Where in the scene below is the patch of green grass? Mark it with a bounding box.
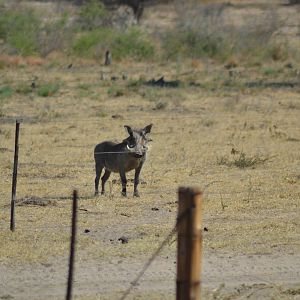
[127,78,145,88]
[37,83,60,97]
[107,85,126,97]
[77,83,92,90]
[0,86,13,99]
[261,67,281,76]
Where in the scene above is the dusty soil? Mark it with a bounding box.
[0,57,299,299]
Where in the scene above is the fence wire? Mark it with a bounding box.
[119,205,192,300]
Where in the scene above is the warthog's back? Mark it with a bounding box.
[94,141,118,157]
[94,141,142,173]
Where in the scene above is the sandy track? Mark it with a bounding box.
[1,251,300,299]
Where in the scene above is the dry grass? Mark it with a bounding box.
[0,59,299,298]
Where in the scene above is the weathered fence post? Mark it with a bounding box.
[66,190,78,300]
[10,120,21,232]
[176,187,202,300]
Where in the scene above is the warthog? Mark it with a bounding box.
[94,124,153,197]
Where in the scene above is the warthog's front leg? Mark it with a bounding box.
[119,168,127,197]
[95,164,103,196]
[134,162,144,197]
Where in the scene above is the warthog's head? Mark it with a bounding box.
[124,124,153,158]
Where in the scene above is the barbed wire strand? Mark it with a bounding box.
[0,185,297,211]
[119,206,191,300]
[1,113,300,124]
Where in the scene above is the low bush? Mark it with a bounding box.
[78,0,109,30]
[38,14,74,57]
[37,83,60,97]
[72,27,154,61]
[163,29,231,61]
[0,86,13,99]
[0,10,40,56]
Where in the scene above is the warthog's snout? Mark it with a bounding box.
[94,124,153,197]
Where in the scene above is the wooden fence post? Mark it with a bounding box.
[176,187,202,300]
[10,120,21,232]
[66,190,78,300]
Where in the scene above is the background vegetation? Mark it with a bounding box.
[0,0,299,64]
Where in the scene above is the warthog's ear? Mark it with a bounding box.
[124,125,133,136]
[143,124,153,135]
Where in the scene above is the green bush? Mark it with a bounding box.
[0,10,40,56]
[163,29,231,61]
[37,83,60,97]
[72,27,154,61]
[78,0,108,30]
[0,86,13,99]
[72,29,114,57]
[113,28,154,60]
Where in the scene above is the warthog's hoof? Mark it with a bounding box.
[94,191,99,197]
[121,191,127,197]
[133,191,140,197]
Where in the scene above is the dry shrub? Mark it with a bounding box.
[190,59,204,69]
[0,54,44,67]
[24,56,44,66]
[167,1,292,64]
[0,54,24,67]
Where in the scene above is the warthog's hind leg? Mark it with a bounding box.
[101,169,111,195]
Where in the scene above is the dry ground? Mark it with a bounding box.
[0,58,300,299]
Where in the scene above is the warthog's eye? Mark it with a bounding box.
[127,143,135,150]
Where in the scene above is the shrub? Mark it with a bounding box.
[37,83,60,97]
[72,29,113,58]
[113,27,154,61]
[0,10,40,56]
[72,27,154,61]
[163,29,231,61]
[0,86,13,99]
[38,13,74,57]
[217,152,269,169]
[164,3,291,63]
[78,0,109,30]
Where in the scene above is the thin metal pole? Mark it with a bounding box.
[10,120,21,232]
[66,190,78,300]
[176,187,202,300]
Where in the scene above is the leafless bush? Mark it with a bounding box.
[38,20,74,57]
[168,1,285,62]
